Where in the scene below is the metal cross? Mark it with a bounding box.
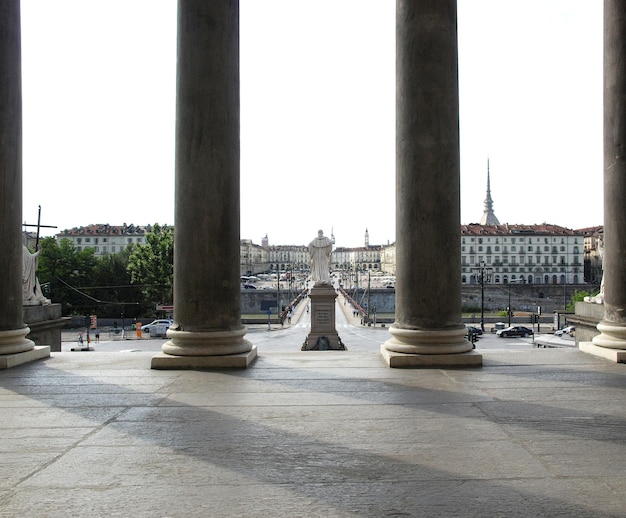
[22,205,57,248]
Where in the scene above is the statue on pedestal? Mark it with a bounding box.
[585,237,604,304]
[23,237,50,306]
[308,230,332,285]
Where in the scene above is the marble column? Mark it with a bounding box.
[0,0,49,368]
[381,0,480,367]
[152,0,255,369]
[582,0,626,362]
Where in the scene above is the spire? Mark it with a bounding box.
[365,228,369,247]
[480,159,500,225]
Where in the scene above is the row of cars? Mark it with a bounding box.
[467,324,575,339]
[466,325,534,338]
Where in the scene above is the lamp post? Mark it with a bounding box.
[507,278,525,327]
[473,261,492,332]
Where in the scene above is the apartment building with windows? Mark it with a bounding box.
[56,223,152,257]
[461,223,585,285]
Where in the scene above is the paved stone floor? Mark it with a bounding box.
[2,307,626,517]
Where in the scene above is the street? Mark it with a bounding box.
[61,296,562,354]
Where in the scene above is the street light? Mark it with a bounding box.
[507,278,526,326]
[472,261,493,332]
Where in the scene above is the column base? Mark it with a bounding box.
[0,345,51,370]
[381,344,482,367]
[152,345,257,369]
[152,327,256,369]
[579,342,626,363]
[0,327,35,355]
[590,321,626,349]
[381,325,482,367]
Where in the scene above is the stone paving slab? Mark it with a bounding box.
[0,348,625,517]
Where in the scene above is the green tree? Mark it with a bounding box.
[567,289,591,311]
[91,247,145,318]
[37,237,98,314]
[127,223,174,309]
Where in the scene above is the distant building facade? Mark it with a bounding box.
[461,223,584,285]
[265,245,309,272]
[56,223,153,257]
[240,239,270,276]
[380,244,396,274]
[378,223,588,285]
[580,226,604,285]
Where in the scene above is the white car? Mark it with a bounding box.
[140,319,173,333]
[554,326,575,337]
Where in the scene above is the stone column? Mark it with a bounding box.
[152,0,255,369]
[0,1,49,368]
[583,0,626,362]
[381,0,480,367]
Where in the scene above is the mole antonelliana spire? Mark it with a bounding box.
[479,159,500,225]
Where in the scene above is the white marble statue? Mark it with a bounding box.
[23,237,51,306]
[308,230,332,285]
[585,236,604,304]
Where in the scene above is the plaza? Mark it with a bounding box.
[1,302,625,516]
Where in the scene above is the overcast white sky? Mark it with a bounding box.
[20,0,603,248]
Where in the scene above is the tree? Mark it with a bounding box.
[37,237,98,314]
[127,223,174,309]
[91,247,145,318]
[567,290,592,311]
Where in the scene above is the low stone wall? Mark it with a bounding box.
[571,301,604,344]
[24,303,68,352]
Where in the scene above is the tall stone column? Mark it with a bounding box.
[583,0,626,362]
[152,0,255,369]
[381,0,480,367]
[0,1,49,368]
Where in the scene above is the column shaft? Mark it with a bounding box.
[154,0,254,365]
[382,0,478,364]
[0,0,34,355]
[592,0,626,350]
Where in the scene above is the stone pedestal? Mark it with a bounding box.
[0,344,50,370]
[24,303,67,352]
[303,284,345,351]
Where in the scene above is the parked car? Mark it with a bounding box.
[496,325,534,338]
[140,319,173,333]
[243,284,257,289]
[554,325,575,337]
[466,326,483,336]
